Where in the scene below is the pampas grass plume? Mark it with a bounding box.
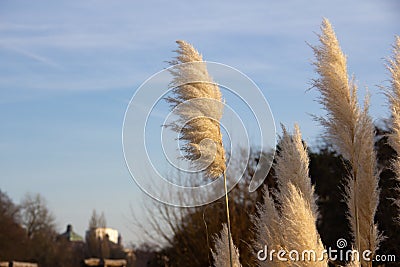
[253,188,286,267]
[212,224,242,267]
[280,183,326,267]
[387,36,400,166]
[167,40,235,267]
[387,36,400,221]
[275,124,317,216]
[166,40,226,179]
[311,19,380,258]
[254,125,326,266]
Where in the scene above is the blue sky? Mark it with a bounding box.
[0,0,399,245]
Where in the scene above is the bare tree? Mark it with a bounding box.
[20,193,55,239]
[130,149,271,266]
[86,209,110,258]
[89,209,107,229]
[0,190,27,260]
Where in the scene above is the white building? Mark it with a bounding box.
[93,228,119,244]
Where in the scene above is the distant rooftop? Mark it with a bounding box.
[59,224,83,242]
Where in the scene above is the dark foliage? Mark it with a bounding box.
[141,126,400,267]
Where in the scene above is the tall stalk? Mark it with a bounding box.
[223,172,233,267]
[166,40,236,267]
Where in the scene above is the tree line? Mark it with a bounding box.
[0,193,131,267]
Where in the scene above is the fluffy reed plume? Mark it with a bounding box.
[277,126,325,266]
[275,124,317,216]
[280,183,326,267]
[212,224,242,267]
[311,18,380,261]
[254,125,326,267]
[166,40,226,179]
[386,36,400,220]
[253,188,286,267]
[387,37,400,152]
[167,40,234,267]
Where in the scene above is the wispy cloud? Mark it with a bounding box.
[0,23,56,32]
[0,1,395,51]
[2,45,60,67]
[0,0,397,96]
